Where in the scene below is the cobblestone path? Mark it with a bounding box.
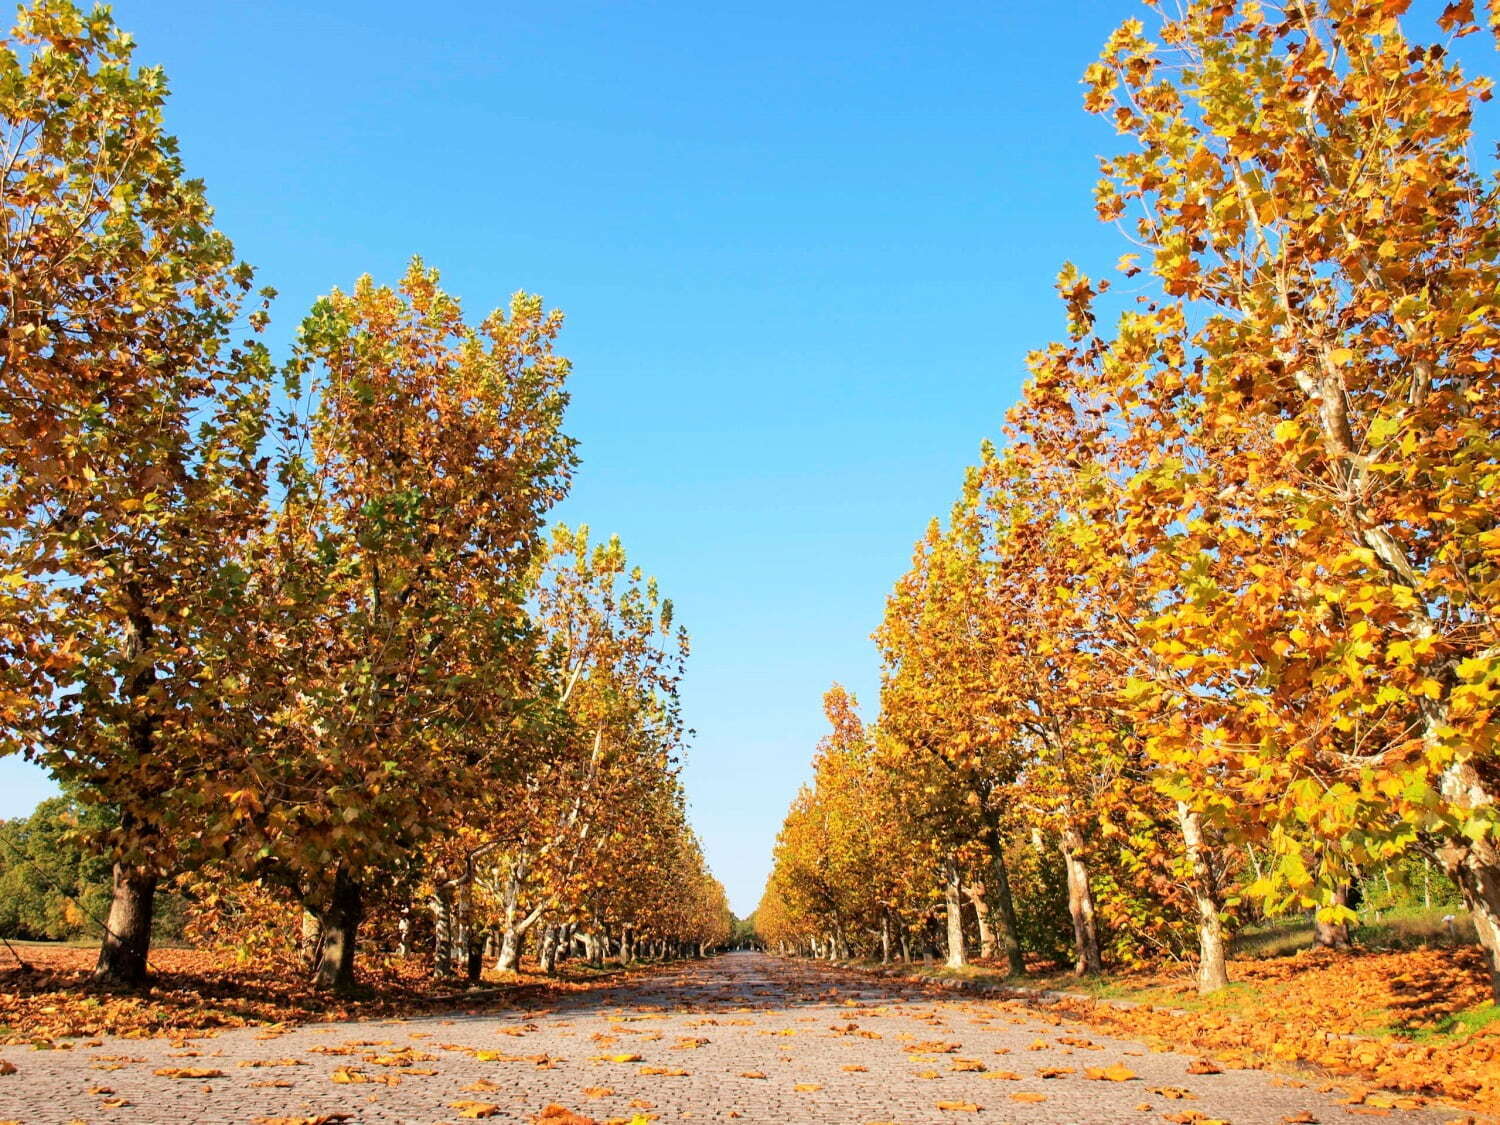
[0,953,1455,1124]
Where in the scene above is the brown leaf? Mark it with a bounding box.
[152,1067,225,1079]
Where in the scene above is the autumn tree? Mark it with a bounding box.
[0,0,273,985]
[222,261,574,992]
[875,495,1028,973]
[1058,0,1500,997]
[460,524,688,973]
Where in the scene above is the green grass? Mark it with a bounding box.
[2,937,99,949]
[1371,1000,1500,1043]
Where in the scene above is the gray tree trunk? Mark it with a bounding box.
[1060,826,1103,974]
[1177,802,1229,994]
[943,857,967,968]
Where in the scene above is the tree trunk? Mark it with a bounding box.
[397,902,411,956]
[299,909,324,973]
[313,867,363,994]
[431,889,454,979]
[93,864,156,987]
[452,879,472,980]
[540,926,560,974]
[1437,761,1500,1002]
[1177,802,1229,994]
[1314,881,1353,951]
[980,823,1026,975]
[466,930,486,983]
[1439,840,1500,1002]
[497,926,522,973]
[943,857,967,968]
[1060,826,1103,975]
[967,882,996,959]
[880,913,892,964]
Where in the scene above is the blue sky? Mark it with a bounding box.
[7,1,1486,915]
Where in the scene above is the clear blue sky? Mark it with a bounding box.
[13,1,1475,915]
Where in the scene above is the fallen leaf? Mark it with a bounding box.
[908,1041,961,1053]
[449,1100,502,1119]
[532,1107,596,1125]
[1010,1092,1047,1103]
[152,1067,224,1079]
[1086,1064,1139,1082]
[935,1102,980,1112]
[1187,1059,1223,1075]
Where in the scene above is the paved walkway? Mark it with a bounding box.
[0,953,1454,1124]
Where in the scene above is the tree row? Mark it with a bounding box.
[0,0,731,992]
[760,0,1500,1000]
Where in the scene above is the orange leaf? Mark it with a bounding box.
[1085,1064,1138,1082]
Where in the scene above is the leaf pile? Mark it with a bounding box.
[996,946,1498,1113]
[0,946,655,1043]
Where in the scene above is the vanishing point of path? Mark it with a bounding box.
[0,953,1454,1124]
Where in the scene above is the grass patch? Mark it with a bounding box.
[1231,906,1475,961]
[1373,999,1500,1042]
